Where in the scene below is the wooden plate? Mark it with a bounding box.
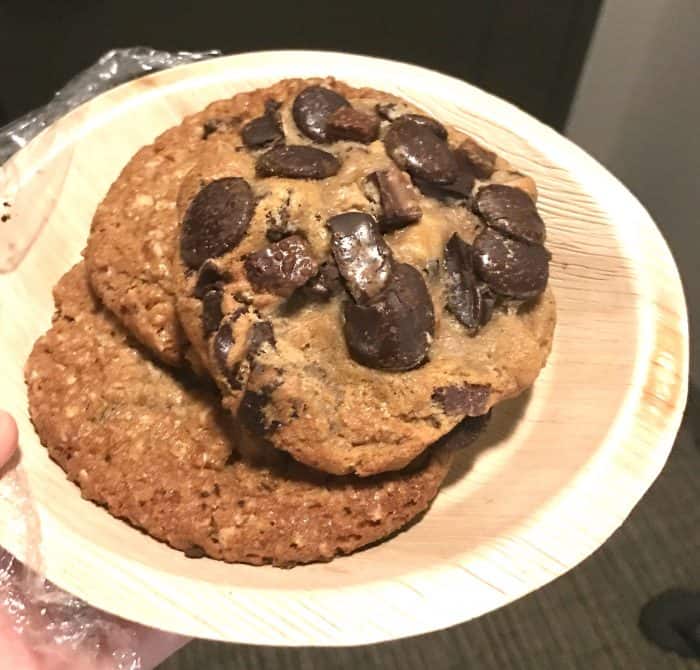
[0,51,688,646]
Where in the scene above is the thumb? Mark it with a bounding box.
[0,411,18,469]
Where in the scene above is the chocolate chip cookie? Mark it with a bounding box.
[85,81,330,365]
[26,263,479,567]
[173,79,556,476]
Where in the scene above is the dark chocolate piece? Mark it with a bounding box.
[180,178,255,269]
[443,233,495,333]
[326,106,380,143]
[343,263,435,371]
[432,383,491,416]
[304,262,343,299]
[383,117,457,184]
[256,146,340,180]
[400,113,448,140]
[201,287,223,336]
[245,235,318,296]
[474,184,545,244]
[328,212,393,303]
[368,168,422,231]
[473,229,549,299]
[292,85,350,142]
[193,259,228,298]
[241,100,283,148]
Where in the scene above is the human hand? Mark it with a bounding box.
[0,410,189,669]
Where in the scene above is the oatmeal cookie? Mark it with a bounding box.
[25,264,485,566]
[172,79,555,476]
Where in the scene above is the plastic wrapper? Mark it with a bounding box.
[0,46,220,165]
[1,542,186,668]
[1,550,142,669]
[0,47,218,668]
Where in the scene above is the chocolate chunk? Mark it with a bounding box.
[213,321,240,389]
[435,412,491,450]
[443,233,495,333]
[413,167,474,201]
[473,229,549,299]
[368,168,422,231]
[376,106,443,131]
[193,259,228,298]
[455,137,497,179]
[401,114,448,140]
[212,309,274,390]
[256,145,340,180]
[239,390,268,435]
[245,235,318,296]
[212,308,248,389]
[326,107,380,143]
[292,85,350,142]
[239,360,283,437]
[239,389,278,436]
[343,263,435,371]
[639,589,700,658]
[241,100,283,148]
[474,184,545,244]
[414,144,477,200]
[383,117,457,184]
[180,178,255,269]
[184,545,206,559]
[212,319,233,360]
[328,212,393,303]
[247,321,276,357]
[304,261,343,299]
[432,383,491,416]
[201,287,224,336]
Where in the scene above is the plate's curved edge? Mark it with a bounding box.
[0,51,689,646]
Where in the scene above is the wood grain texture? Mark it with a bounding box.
[0,51,689,646]
[160,417,700,669]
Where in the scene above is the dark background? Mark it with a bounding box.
[2,2,699,668]
[0,0,601,130]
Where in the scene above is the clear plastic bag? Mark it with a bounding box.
[0,46,217,668]
[0,46,220,164]
[1,549,142,669]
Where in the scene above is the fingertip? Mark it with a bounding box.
[0,411,19,468]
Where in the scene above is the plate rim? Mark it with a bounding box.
[0,49,689,646]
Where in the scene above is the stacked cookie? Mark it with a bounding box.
[26,79,555,566]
